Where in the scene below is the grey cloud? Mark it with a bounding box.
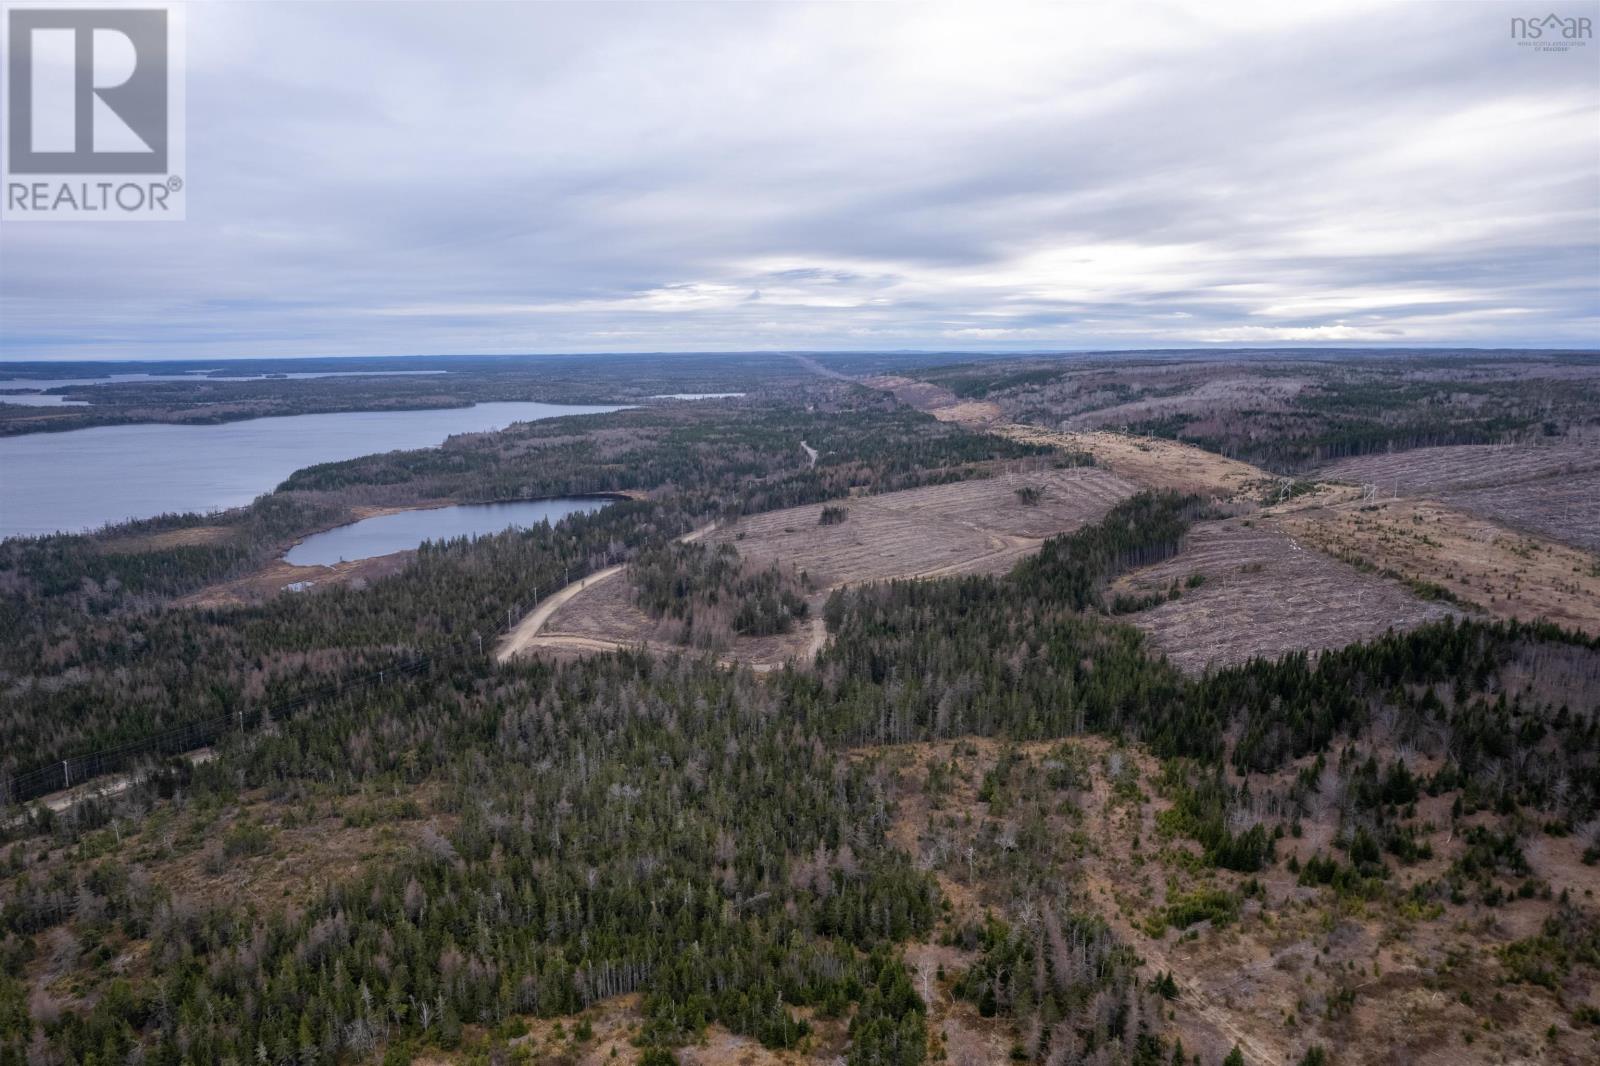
[2,1,1596,359]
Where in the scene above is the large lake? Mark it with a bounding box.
[0,401,623,540]
[285,498,613,566]
[0,370,448,406]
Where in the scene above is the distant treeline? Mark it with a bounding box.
[0,352,802,436]
[915,354,1600,473]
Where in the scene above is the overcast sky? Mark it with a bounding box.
[2,0,1597,360]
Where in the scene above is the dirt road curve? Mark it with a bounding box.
[494,564,625,663]
[494,522,717,663]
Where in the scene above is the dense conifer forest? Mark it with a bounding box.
[2,382,1597,1065]
[630,541,811,645]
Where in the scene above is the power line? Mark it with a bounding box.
[1,555,617,810]
[4,641,454,808]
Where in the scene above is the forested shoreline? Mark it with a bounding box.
[0,353,799,437]
[0,389,1046,783]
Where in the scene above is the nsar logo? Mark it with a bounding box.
[1511,12,1592,51]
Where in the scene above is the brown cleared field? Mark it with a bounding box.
[993,423,1270,499]
[863,366,1297,509]
[860,372,1004,424]
[929,399,1004,424]
[868,372,1600,646]
[1317,442,1600,494]
[862,372,1273,500]
[872,734,1600,1066]
[1111,518,1456,673]
[986,416,1600,640]
[708,467,1138,585]
[1276,496,1600,634]
[1442,467,1600,554]
[1317,443,1600,552]
[528,468,1138,666]
[861,374,965,413]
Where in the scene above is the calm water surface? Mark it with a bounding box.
[0,371,448,407]
[0,393,89,407]
[285,498,612,566]
[0,401,623,540]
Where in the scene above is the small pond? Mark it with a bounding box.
[285,497,613,566]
